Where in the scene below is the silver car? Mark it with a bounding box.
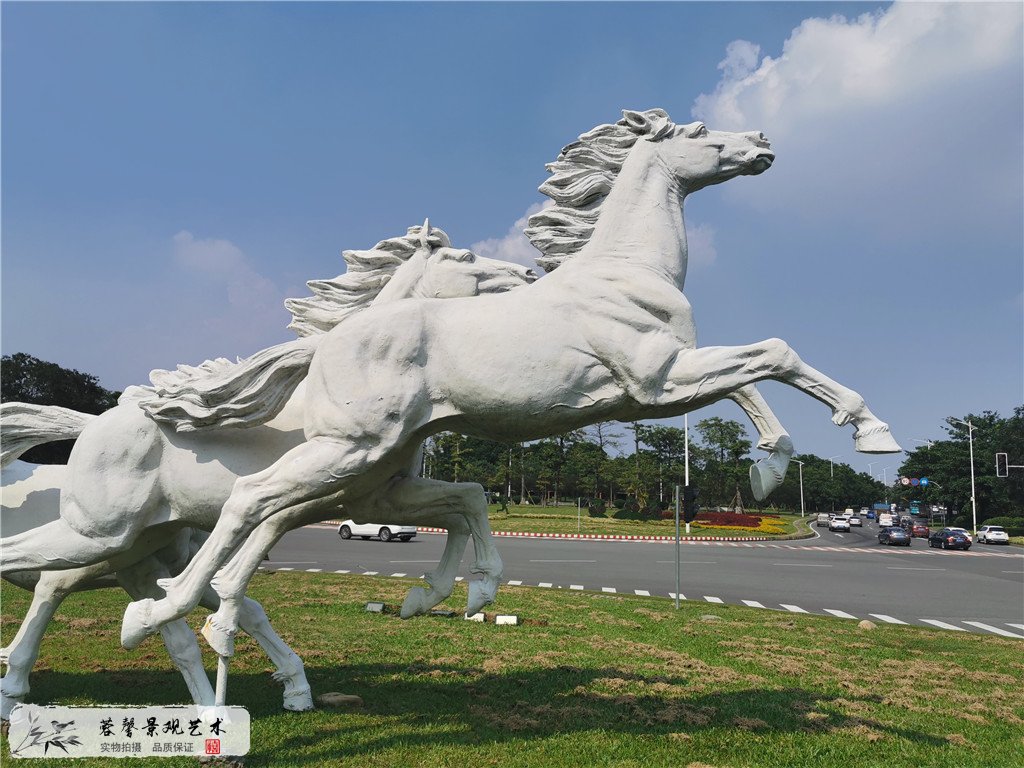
[338,520,417,542]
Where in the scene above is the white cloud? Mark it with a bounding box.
[686,222,718,270]
[169,230,289,356]
[470,200,552,271]
[693,4,1022,135]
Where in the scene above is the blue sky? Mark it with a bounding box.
[3,2,1022,478]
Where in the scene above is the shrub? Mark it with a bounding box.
[587,499,607,518]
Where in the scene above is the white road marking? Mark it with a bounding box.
[277,567,294,571]
[920,619,967,631]
[268,561,318,565]
[870,614,908,624]
[305,568,322,573]
[668,593,685,600]
[742,600,766,608]
[1002,571,1024,574]
[634,589,651,596]
[772,563,833,567]
[390,572,407,578]
[569,584,584,590]
[781,604,808,613]
[704,596,723,603]
[455,577,464,582]
[334,569,349,574]
[530,559,597,563]
[887,566,944,571]
[824,609,857,620]
[507,580,523,586]
[390,560,440,563]
[602,587,617,593]
[1009,624,1024,631]
[539,582,553,588]
[962,622,1024,639]
[656,560,718,564]
[362,571,378,576]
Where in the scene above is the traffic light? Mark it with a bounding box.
[996,452,1008,478]
[683,484,699,523]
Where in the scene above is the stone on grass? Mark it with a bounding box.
[316,692,364,708]
[858,619,877,630]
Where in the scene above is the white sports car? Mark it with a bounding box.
[338,520,417,542]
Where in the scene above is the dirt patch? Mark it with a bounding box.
[733,716,768,730]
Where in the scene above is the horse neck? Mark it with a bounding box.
[372,255,428,304]
[580,141,689,290]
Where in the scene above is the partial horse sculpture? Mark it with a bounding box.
[0,224,535,712]
[121,108,899,668]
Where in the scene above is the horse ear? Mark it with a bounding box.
[621,110,650,132]
[419,218,431,249]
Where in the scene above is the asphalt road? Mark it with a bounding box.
[266,520,1024,639]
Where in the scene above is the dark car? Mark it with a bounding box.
[928,528,971,550]
[910,521,930,538]
[878,526,911,546]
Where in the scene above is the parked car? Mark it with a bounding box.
[977,525,1010,545]
[878,526,911,546]
[910,521,930,538]
[928,528,971,550]
[816,513,830,527]
[338,520,417,542]
[829,516,851,532]
[847,514,863,527]
[947,527,973,543]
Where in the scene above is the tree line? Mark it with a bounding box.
[3,353,1021,522]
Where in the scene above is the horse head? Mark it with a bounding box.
[622,109,774,193]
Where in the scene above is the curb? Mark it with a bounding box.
[318,521,772,543]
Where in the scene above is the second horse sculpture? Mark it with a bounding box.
[124,107,900,659]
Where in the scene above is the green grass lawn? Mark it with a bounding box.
[484,505,809,539]
[3,573,1022,767]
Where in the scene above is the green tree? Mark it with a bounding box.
[693,417,752,507]
[1,353,121,464]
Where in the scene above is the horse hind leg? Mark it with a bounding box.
[728,384,794,502]
[232,597,313,711]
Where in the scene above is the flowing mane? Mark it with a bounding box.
[137,225,451,432]
[524,108,677,272]
[285,226,450,336]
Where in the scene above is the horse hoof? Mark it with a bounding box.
[121,599,157,650]
[283,688,315,712]
[1,692,23,721]
[201,614,236,657]
[400,587,432,619]
[749,462,772,502]
[466,579,497,616]
[854,425,902,454]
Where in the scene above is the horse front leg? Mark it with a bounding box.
[657,339,901,453]
[727,384,794,501]
[122,436,362,650]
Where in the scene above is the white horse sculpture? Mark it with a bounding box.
[0,224,535,713]
[105,108,899,661]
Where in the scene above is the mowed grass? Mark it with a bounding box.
[2,573,1023,767]
[484,505,808,539]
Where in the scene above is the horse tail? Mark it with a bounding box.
[0,403,95,468]
[138,336,319,433]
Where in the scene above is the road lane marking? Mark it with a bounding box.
[390,560,442,563]
[920,619,966,631]
[781,604,808,613]
[887,566,944,571]
[569,584,584,590]
[704,596,724,603]
[390,572,407,577]
[635,589,651,596]
[507,580,523,586]
[870,614,908,624]
[455,577,464,582]
[602,587,617,593]
[772,563,833,567]
[963,622,1024,639]
[305,568,322,573]
[1002,571,1024,574]
[824,609,857,619]
[277,567,294,571]
[668,592,685,600]
[1008,624,1024,631]
[742,600,766,608]
[530,559,597,563]
[539,582,553,588]
[656,560,718,564]
[268,561,318,565]
[334,569,349,574]
[362,571,378,576]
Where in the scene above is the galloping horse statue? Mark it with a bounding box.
[108,108,899,659]
[0,224,535,715]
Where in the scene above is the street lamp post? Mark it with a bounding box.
[827,455,840,512]
[880,467,893,505]
[793,459,805,518]
[950,418,978,535]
